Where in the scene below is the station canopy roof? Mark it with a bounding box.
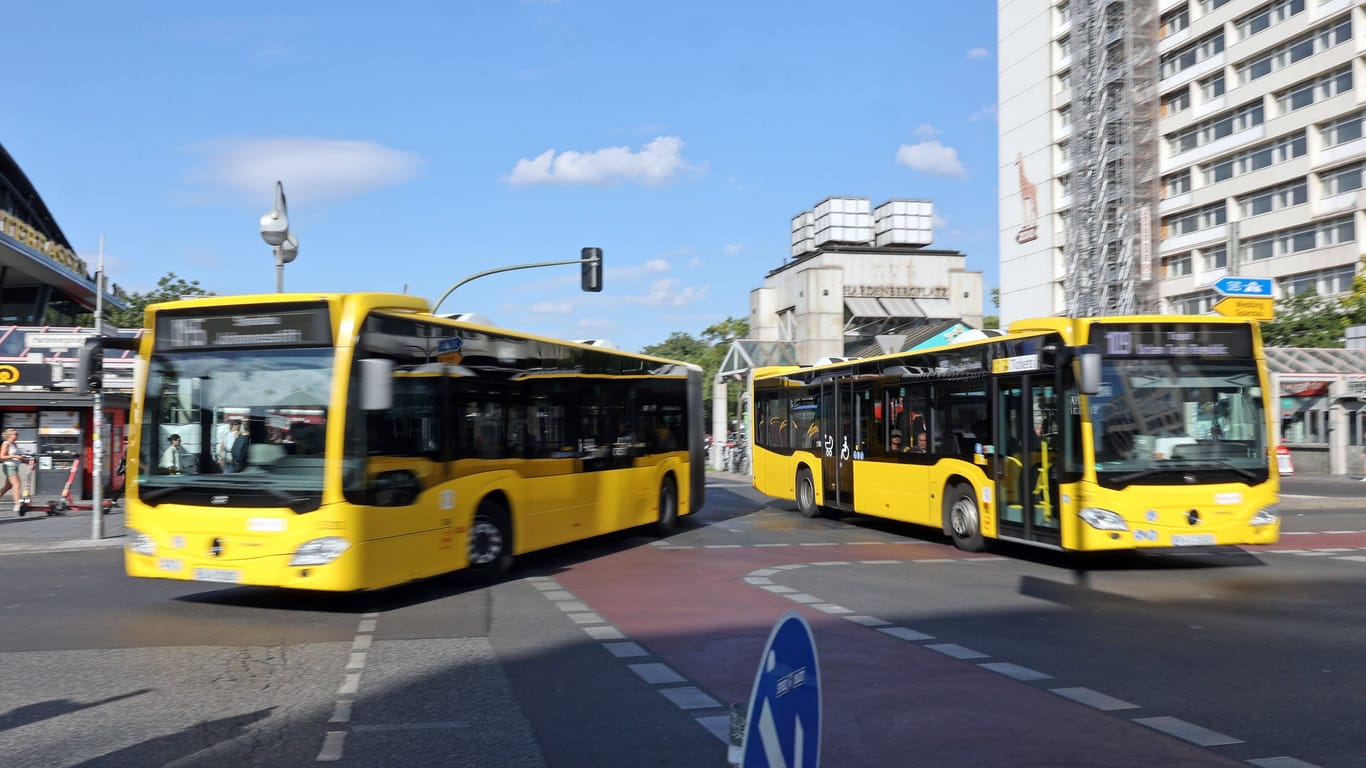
[1264,346,1366,375]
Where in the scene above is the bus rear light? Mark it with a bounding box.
[1250,505,1279,527]
[1079,507,1129,531]
[289,537,351,566]
[127,529,157,556]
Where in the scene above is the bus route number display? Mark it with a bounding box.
[1092,323,1252,359]
[155,304,333,351]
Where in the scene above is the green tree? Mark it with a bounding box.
[1337,255,1366,326]
[1259,291,1343,348]
[106,272,216,329]
[983,287,999,329]
[641,316,750,431]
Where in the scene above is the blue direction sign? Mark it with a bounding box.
[1212,277,1273,297]
[741,611,821,768]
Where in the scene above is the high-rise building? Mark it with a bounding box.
[998,0,1364,324]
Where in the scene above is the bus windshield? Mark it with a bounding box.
[1089,356,1268,487]
[139,347,335,511]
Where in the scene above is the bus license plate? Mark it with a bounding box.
[1172,534,1215,547]
[193,568,242,583]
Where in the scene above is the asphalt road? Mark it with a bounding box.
[0,473,1361,767]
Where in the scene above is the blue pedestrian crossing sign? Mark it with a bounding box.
[1213,277,1273,297]
[742,610,821,768]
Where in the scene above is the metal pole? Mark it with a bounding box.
[91,240,105,539]
[276,246,284,292]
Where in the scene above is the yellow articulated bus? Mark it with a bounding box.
[750,316,1280,553]
[93,292,705,591]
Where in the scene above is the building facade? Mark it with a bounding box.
[750,197,983,363]
[0,142,133,500]
[998,0,1364,322]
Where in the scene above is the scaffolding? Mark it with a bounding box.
[1064,0,1160,316]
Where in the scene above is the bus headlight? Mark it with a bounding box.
[1079,507,1129,531]
[1250,505,1279,527]
[289,537,351,566]
[127,529,156,556]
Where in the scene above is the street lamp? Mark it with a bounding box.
[259,181,298,292]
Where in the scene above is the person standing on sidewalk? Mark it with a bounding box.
[1,428,27,513]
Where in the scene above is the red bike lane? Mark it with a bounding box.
[554,541,1250,767]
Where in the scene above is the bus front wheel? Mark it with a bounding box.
[653,475,679,535]
[796,468,822,518]
[468,500,514,580]
[946,484,986,552]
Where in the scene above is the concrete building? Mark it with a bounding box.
[998,0,1364,321]
[749,197,984,363]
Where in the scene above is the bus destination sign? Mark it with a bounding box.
[155,304,333,351]
[1091,323,1253,359]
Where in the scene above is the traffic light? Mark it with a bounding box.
[581,247,603,293]
[76,338,104,394]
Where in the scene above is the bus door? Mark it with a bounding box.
[996,375,1061,545]
[819,378,860,510]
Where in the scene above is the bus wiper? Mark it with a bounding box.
[1111,467,1169,485]
[256,485,322,513]
[1205,458,1259,481]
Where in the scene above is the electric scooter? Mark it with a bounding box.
[43,459,115,516]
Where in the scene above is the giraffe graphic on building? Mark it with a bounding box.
[1015,152,1038,244]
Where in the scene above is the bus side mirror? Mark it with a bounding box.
[1077,345,1101,395]
[359,358,393,411]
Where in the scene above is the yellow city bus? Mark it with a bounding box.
[105,292,705,591]
[750,316,1280,553]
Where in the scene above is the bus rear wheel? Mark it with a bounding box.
[653,475,679,535]
[795,467,822,518]
[468,500,513,580]
[946,484,986,552]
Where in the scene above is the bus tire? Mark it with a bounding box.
[653,475,679,535]
[468,500,514,580]
[946,483,986,552]
[795,467,822,518]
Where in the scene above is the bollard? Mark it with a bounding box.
[726,702,746,767]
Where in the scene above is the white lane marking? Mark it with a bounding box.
[346,652,366,670]
[1134,716,1242,746]
[925,643,989,660]
[556,601,592,612]
[583,625,626,641]
[628,663,686,685]
[567,612,607,624]
[979,662,1052,681]
[603,642,649,658]
[329,700,353,723]
[811,604,852,614]
[1050,687,1138,711]
[542,589,576,600]
[695,714,731,743]
[351,635,372,651]
[337,673,361,695]
[350,722,469,731]
[762,585,797,594]
[843,615,892,627]
[877,627,935,642]
[658,686,721,710]
[1247,757,1326,767]
[1336,555,1366,562]
[811,560,851,566]
[316,731,346,762]
[783,593,822,604]
[746,576,775,585]
[357,619,377,633]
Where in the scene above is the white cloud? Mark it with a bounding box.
[504,136,695,186]
[723,243,744,256]
[630,277,710,307]
[914,124,939,139]
[192,137,422,203]
[968,104,997,123]
[531,300,575,314]
[967,47,989,59]
[896,140,966,177]
[643,258,670,273]
[576,317,612,329]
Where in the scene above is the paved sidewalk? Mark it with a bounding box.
[0,502,126,556]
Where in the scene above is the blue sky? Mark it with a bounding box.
[5,1,999,352]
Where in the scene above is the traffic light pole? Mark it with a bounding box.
[432,248,602,315]
[91,247,105,540]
